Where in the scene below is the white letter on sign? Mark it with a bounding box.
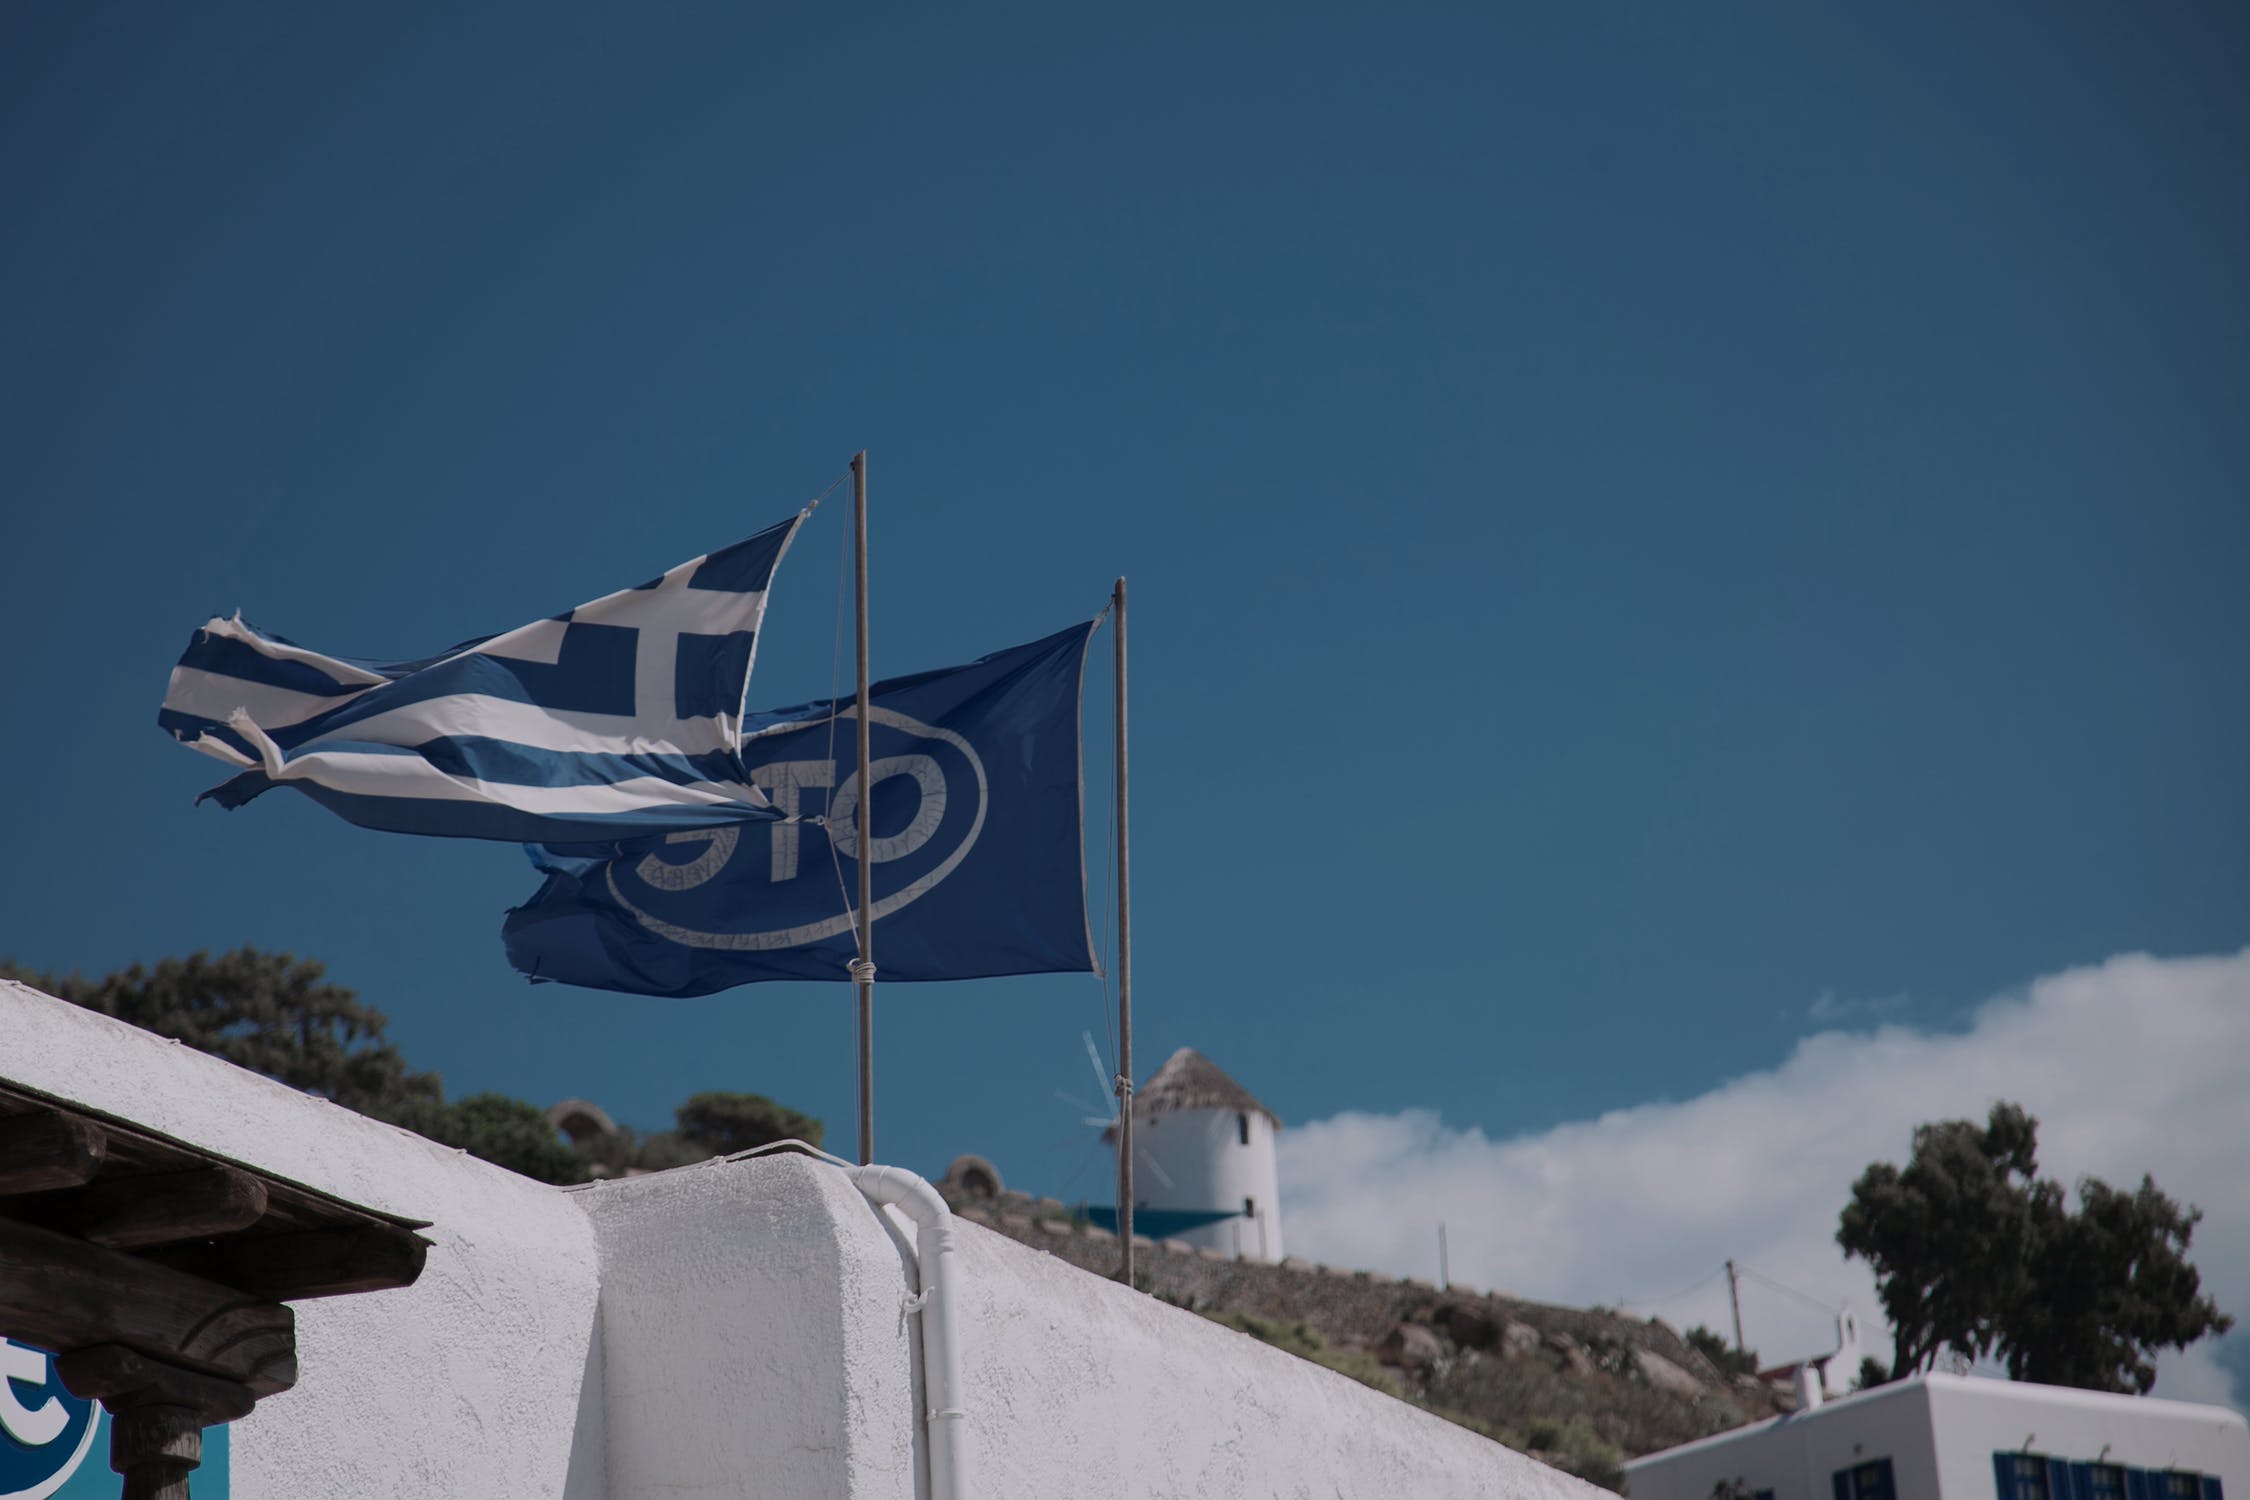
[750,760,836,881]
[0,1337,68,1446]
[827,755,947,864]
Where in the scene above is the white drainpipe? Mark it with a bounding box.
[848,1164,970,1500]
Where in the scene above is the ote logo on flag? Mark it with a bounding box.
[504,621,1101,994]
[612,704,987,950]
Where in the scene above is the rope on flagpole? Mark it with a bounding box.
[1082,600,1121,1085]
[804,466,854,512]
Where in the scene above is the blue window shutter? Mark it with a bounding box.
[1835,1470,1852,1500]
[2128,1471,2153,1500]
[2200,1479,2222,1500]
[2073,1463,2097,1500]
[1998,1455,2019,1500]
[2051,1461,2074,1500]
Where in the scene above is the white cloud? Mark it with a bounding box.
[1277,948,2250,1408]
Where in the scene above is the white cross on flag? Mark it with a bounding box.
[157,511,808,845]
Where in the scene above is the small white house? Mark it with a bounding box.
[1762,1307,1866,1399]
[1107,1047,1284,1262]
[1626,1372,2247,1500]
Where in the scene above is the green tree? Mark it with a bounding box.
[570,1091,823,1179]
[2003,1174,2231,1394]
[1836,1102,2043,1377]
[1838,1103,2230,1393]
[8,949,823,1190]
[1684,1325,1759,1380]
[411,1094,588,1186]
[6,949,581,1183]
[571,1122,714,1178]
[2,948,439,1117]
[674,1090,823,1155]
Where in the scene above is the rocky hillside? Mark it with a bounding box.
[944,1180,1795,1491]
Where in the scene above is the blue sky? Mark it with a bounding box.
[4,2,2246,1349]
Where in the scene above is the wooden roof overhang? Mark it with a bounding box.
[0,1077,430,1499]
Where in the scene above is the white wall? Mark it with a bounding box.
[574,1150,1599,1499]
[0,979,603,1500]
[949,1203,1583,1499]
[1626,1380,1940,1500]
[1123,1105,1284,1261]
[570,1156,919,1500]
[1624,1375,2250,1500]
[4,980,1604,1499]
[1924,1376,2250,1500]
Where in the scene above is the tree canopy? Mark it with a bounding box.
[409,1093,590,1186]
[675,1091,824,1155]
[573,1090,826,1177]
[4,947,818,1190]
[1838,1102,2230,1393]
[1684,1325,1759,1380]
[2004,1173,2233,1393]
[3,948,441,1117]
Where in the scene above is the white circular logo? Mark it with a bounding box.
[0,1337,101,1500]
[608,704,988,950]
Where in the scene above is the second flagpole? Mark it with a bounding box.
[853,451,875,1165]
[1113,575,1134,1285]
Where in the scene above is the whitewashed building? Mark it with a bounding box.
[1626,1372,2247,1500]
[1107,1046,1284,1262]
[0,979,1581,1499]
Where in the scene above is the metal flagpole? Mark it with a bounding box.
[1113,576,1134,1286]
[853,451,875,1166]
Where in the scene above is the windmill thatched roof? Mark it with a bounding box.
[1102,1047,1278,1140]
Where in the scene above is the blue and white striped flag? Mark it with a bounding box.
[159,512,806,844]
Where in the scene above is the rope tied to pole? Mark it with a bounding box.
[849,957,877,984]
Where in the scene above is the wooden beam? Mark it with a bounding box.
[57,1343,257,1422]
[50,1166,270,1251]
[147,1225,428,1301]
[0,1213,296,1396]
[0,1109,107,1194]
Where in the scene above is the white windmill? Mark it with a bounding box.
[1094,1044,1285,1263]
[1058,1031,1179,1213]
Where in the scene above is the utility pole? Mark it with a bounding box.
[1726,1259,1746,1353]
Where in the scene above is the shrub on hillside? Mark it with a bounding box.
[1685,1324,1761,1379]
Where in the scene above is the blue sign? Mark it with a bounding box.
[1,1336,228,1499]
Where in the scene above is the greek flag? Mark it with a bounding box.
[158,513,806,844]
[502,621,1100,992]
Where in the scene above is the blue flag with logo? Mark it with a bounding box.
[502,621,1101,992]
